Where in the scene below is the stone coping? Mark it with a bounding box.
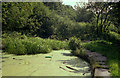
[72,49,111,78]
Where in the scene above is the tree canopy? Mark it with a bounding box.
[2,2,120,40]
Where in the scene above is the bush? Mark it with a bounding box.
[95,40,112,45]
[2,33,69,55]
[68,37,81,50]
[2,31,27,39]
[101,32,120,44]
[3,38,26,55]
[45,38,69,50]
[72,48,86,56]
[68,37,86,56]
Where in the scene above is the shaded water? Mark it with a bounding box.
[2,50,92,77]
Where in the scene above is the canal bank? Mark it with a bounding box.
[72,49,111,78]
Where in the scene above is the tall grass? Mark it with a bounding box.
[2,33,69,55]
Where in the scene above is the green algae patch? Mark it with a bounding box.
[2,50,91,76]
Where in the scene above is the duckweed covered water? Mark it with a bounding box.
[2,50,92,76]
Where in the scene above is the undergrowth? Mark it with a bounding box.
[2,33,69,55]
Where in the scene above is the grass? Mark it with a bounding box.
[2,34,69,55]
[83,40,120,76]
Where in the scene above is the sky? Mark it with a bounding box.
[62,0,88,7]
[62,2,77,7]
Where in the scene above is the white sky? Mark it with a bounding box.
[62,0,88,7]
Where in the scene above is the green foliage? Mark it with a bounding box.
[110,2,120,32]
[108,24,118,32]
[75,7,94,22]
[108,32,120,42]
[68,37,81,50]
[75,22,94,40]
[2,31,27,39]
[2,2,33,31]
[44,2,77,21]
[72,48,86,57]
[101,31,120,44]
[55,16,76,39]
[83,40,113,52]
[2,2,54,38]
[45,39,69,50]
[2,33,69,55]
[83,40,120,76]
[93,40,112,45]
[3,37,26,55]
[68,37,86,57]
[2,2,120,77]
[2,2,98,40]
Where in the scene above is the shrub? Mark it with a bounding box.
[71,48,86,57]
[68,37,81,50]
[22,40,40,54]
[2,33,69,55]
[101,32,120,44]
[95,40,112,45]
[79,48,86,56]
[45,39,69,50]
[68,37,86,56]
[2,31,27,39]
[47,39,61,50]
[3,38,26,55]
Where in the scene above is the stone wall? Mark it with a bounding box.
[72,49,111,78]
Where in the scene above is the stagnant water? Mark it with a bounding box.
[2,50,92,77]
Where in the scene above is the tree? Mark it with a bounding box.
[44,2,77,21]
[2,2,54,38]
[75,3,94,22]
[2,2,34,32]
[110,2,120,34]
[86,2,113,36]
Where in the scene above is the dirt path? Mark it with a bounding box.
[2,50,91,76]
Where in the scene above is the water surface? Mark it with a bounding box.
[2,50,91,76]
